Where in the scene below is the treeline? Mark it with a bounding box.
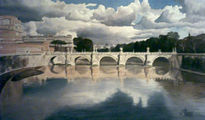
[110,32,178,52]
[73,32,205,73]
[73,32,205,53]
[177,34,205,53]
[73,37,93,52]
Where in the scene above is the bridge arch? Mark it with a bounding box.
[50,56,56,65]
[125,57,144,65]
[75,56,91,65]
[50,56,65,65]
[100,56,118,66]
[152,57,170,66]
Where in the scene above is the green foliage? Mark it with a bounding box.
[177,34,205,53]
[73,37,93,52]
[123,42,135,52]
[94,32,205,53]
[167,32,180,39]
[98,48,109,52]
[98,32,179,52]
[51,40,67,45]
[105,32,178,52]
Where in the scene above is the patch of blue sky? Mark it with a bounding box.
[148,0,181,9]
[53,0,134,9]
[54,0,181,9]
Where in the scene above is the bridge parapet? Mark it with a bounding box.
[2,51,204,67]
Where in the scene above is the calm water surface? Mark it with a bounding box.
[1,65,205,120]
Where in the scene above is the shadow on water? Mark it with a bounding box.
[45,90,174,120]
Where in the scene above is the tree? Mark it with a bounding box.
[73,37,93,52]
[167,32,180,40]
[98,31,180,53]
[123,42,135,52]
[146,37,159,52]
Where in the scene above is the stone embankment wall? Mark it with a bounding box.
[0,55,47,74]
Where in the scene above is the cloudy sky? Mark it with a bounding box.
[0,0,205,44]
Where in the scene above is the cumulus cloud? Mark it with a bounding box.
[155,6,185,23]
[92,5,136,26]
[23,17,137,44]
[2,0,205,44]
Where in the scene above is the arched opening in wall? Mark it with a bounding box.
[126,57,144,66]
[75,57,90,65]
[100,57,117,66]
[153,57,170,67]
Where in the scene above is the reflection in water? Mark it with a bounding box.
[45,91,173,120]
[100,66,117,74]
[154,66,169,75]
[49,65,65,74]
[125,65,144,74]
[1,65,205,120]
[75,66,90,74]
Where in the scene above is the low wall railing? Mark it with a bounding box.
[1,51,205,57]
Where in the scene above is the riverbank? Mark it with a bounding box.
[180,68,205,76]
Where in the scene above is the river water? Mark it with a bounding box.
[1,65,205,120]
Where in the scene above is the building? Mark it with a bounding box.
[23,35,74,52]
[0,16,74,54]
[0,16,23,44]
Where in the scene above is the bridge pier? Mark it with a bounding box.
[119,55,126,66]
[91,53,99,66]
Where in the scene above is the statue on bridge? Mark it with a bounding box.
[120,47,123,53]
[147,47,150,53]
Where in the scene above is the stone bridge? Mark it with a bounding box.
[47,50,180,67]
[2,48,205,74]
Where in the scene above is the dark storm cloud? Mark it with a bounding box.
[0,6,42,22]
[0,0,41,22]
[0,0,66,22]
